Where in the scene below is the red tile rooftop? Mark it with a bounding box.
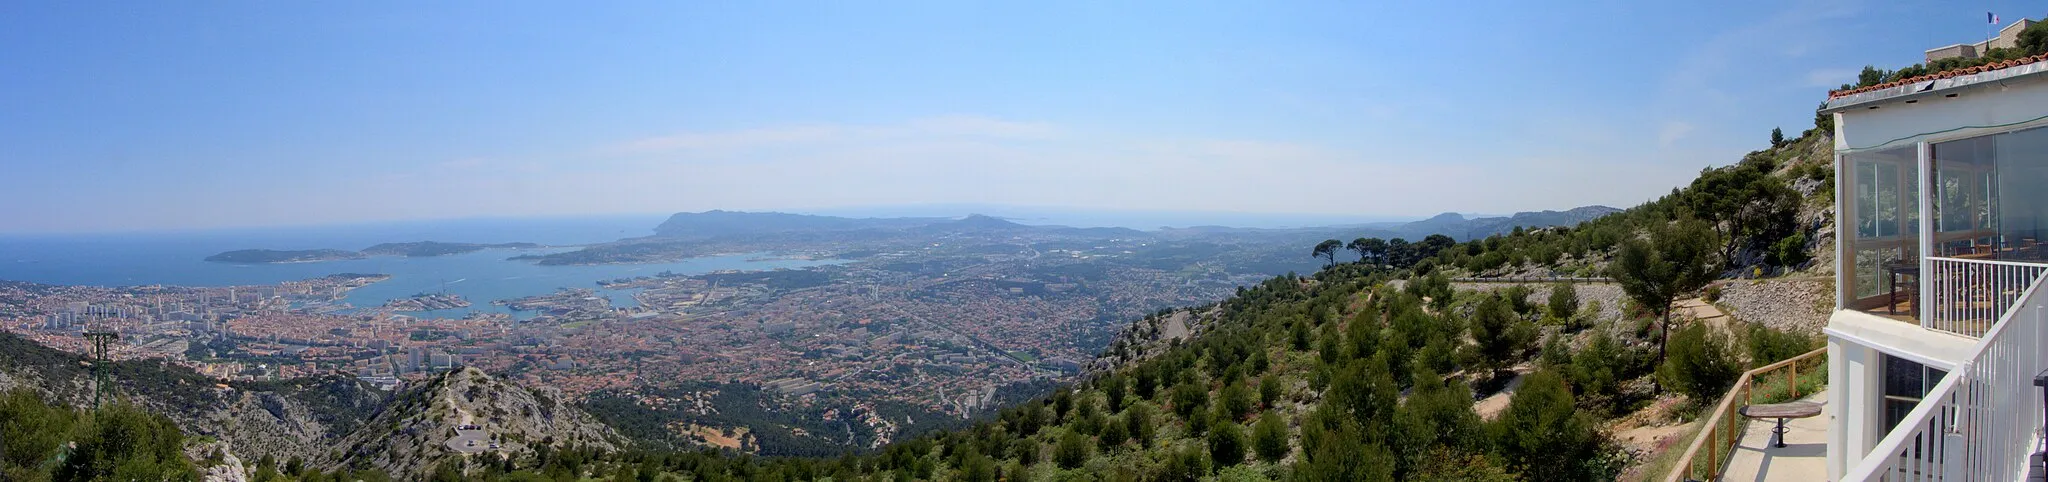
[1828,53,2048,98]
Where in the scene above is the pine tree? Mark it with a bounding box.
[1207,420,1247,467]
[1490,371,1606,480]
[1258,375,1282,409]
[1610,217,1717,368]
[1252,411,1289,462]
[1053,431,1090,469]
[1547,283,1579,322]
[1125,402,1156,448]
[1099,415,1129,452]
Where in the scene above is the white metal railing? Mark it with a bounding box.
[1843,270,2048,481]
[1924,257,2048,337]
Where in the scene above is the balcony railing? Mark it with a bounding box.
[1843,269,2048,481]
[1663,347,1828,482]
[1924,257,2048,337]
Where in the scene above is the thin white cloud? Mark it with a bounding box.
[1658,121,1696,147]
[607,116,1061,155]
[1805,68,1856,88]
[435,157,490,170]
[1655,0,1863,114]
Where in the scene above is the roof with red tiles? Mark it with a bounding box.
[1828,53,2048,99]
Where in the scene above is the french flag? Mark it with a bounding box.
[1990,12,2000,24]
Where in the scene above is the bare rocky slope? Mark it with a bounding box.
[0,332,625,480]
[0,333,382,467]
[334,366,627,477]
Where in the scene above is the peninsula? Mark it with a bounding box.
[206,241,541,263]
[203,249,366,264]
[361,241,541,257]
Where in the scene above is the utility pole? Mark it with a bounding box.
[83,329,119,409]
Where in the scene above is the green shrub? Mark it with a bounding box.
[1053,431,1089,469]
[1099,415,1129,452]
[1159,445,1210,481]
[1252,412,1289,462]
[1572,333,1627,399]
[1258,376,1282,409]
[1770,232,1811,267]
[1207,421,1247,467]
[1746,324,1816,367]
[1658,324,1741,404]
[1490,371,1608,480]
[1218,382,1254,421]
[1125,403,1156,448]
[1548,283,1580,320]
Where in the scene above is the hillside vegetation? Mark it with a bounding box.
[0,124,1837,480]
[356,123,1828,480]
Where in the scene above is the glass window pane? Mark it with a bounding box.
[1996,126,2048,261]
[1849,146,1917,243]
[1883,353,1926,397]
[1933,136,1998,258]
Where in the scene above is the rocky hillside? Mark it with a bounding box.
[0,332,383,467]
[334,366,626,477]
[1088,306,1219,373]
[0,332,634,480]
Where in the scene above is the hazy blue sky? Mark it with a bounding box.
[0,1,2027,232]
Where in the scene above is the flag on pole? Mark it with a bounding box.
[1990,12,2000,25]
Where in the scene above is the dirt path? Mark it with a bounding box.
[1674,298,1733,332]
[1473,367,1533,420]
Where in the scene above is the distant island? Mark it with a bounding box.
[361,241,541,257]
[205,241,540,263]
[204,249,366,264]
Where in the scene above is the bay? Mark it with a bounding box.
[0,216,844,318]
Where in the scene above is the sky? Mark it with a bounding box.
[0,0,2032,233]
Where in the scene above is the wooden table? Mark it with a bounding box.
[1740,401,1823,448]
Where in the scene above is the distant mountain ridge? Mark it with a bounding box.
[651,210,946,239]
[652,207,1619,241]
[1373,205,1623,241]
[531,207,1616,265]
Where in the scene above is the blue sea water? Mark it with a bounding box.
[0,215,843,317]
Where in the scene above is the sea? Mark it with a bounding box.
[0,215,845,318]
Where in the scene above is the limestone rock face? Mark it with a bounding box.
[335,367,627,478]
[195,445,248,482]
[0,333,625,481]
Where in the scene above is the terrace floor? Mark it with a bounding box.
[1719,391,1829,482]
[1860,297,1919,325]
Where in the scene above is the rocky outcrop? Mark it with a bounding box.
[189,442,249,482]
[335,367,626,478]
[0,333,383,467]
[0,333,618,480]
[1089,307,1215,373]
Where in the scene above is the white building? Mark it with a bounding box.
[1820,54,2048,480]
